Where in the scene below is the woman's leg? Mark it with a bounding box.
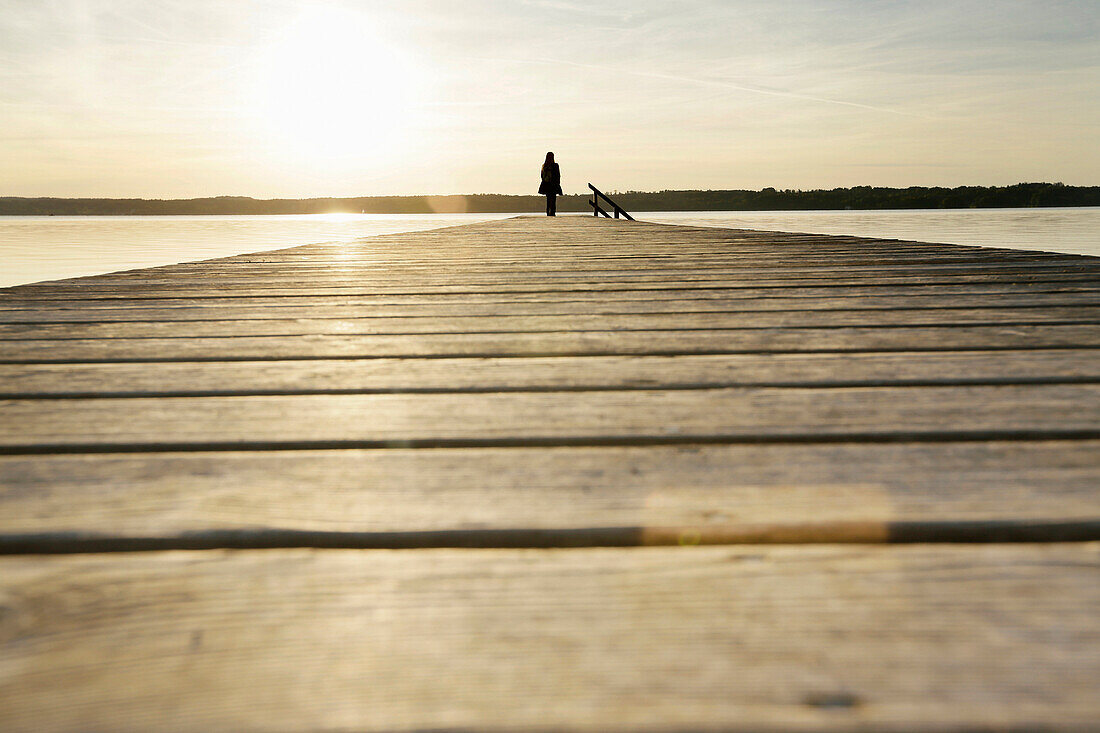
[548,195,557,216]
[545,195,552,216]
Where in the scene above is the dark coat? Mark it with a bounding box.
[539,162,562,196]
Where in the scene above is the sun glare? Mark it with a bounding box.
[254,8,419,166]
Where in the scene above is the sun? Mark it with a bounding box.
[254,8,419,165]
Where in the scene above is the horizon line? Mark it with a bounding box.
[2,182,1096,203]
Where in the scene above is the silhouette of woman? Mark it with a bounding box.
[539,152,562,216]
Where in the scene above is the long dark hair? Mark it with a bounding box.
[542,151,555,176]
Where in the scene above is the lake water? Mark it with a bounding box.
[1,207,1097,288]
[0,213,515,289]
[642,208,1100,258]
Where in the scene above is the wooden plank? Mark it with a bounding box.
[3,325,1099,362]
[21,254,1095,273]
[87,256,1087,276]
[25,261,1097,286]
[2,442,1097,538]
[89,245,1087,262]
[2,306,1097,339]
[195,252,1087,266]
[16,251,1098,270]
[7,281,1099,306]
[2,384,1097,450]
[9,269,1099,293]
[29,250,1082,281]
[6,283,1099,312]
[1,545,1098,731]
[3,351,1098,397]
[6,292,1100,322]
[5,272,1098,300]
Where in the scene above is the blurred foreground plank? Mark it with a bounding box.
[1,545,1098,732]
[2,442,1097,543]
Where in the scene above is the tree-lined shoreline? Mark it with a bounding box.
[2,182,1096,216]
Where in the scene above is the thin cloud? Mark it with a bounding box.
[495,55,932,118]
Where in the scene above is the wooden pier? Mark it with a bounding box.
[1,215,1099,730]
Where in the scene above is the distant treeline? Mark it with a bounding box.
[2,182,1097,216]
[600,182,1100,212]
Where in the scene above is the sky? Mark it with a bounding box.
[1,0,1098,198]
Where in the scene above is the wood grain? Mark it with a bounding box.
[2,545,1098,731]
[2,306,1097,340]
[5,283,1098,313]
[6,271,1099,299]
[2,384,1098,450]
[3,350,1097,397]
[4,324,1100,362]
[5,292,1100,323]
[19,261,1097,287]
[2,442,1097,538]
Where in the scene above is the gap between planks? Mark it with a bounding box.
[4,519,1100,555]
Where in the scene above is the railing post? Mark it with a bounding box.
[587,183,634,221]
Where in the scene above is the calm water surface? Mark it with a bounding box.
[1,208,1097,288]
[640,207,1100,257]
[0,213,514,288]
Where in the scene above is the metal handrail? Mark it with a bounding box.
[588,184,634,220]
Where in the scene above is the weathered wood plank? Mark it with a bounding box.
[2,306,1097,339]
[8,282,1100,306]
[22,250,1095,270]
[2,442,1097,538]
[10,268,1100,289]
[6,283,1098,312]
[2,351,1097,397]
[13,244,1098,270]
[6,272,1098,300]
[2,384,1097,449]
[3,325,1098,362]
[82,259,1090,279]
[23,253,1086,286]
[24,261,1098,287]
[6,292,1100,323]
[2,545,1098,731]
[90,246,1091,264]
